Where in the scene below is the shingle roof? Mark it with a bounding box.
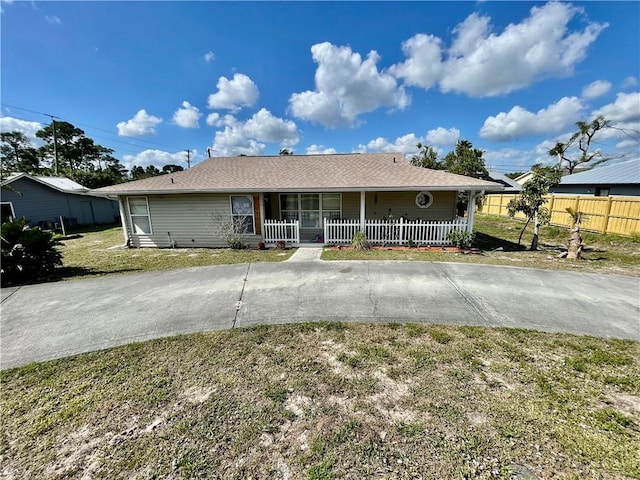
[95,153,503,195]
[559,159,640,185]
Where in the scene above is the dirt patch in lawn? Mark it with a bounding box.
[2,323,638,479]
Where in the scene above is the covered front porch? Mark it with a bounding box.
[258,190,483,247]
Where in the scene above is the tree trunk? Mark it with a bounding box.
[567,214,583,260]
[517,216,531,246]
[530,212,539,251]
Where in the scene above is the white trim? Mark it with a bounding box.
[229,194,256,235]
[279,193,342,230]
[360,191,366,231]
[127,196,153,235]
[98,185,505,196]
[118,197,130,244]
[415,191,433,209]
[1,201,15,220]
[259,192,265,237]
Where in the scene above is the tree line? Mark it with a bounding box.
[0,121,184,188]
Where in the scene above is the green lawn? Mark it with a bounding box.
[2,323,638,479]
[51,215,640,282]
[322,214,640,276]
[54,225,293,281]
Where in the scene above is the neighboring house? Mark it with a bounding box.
[94,153,503,248]
[487,170,522,193]
[514,171,534,185]
[1,173,120,226]
[550,158,640,196]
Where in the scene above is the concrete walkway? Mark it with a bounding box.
[1,261,638,369]
[286,247,323,262]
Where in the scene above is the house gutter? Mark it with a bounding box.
[91,185,504,196]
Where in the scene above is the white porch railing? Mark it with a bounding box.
[264,219,300,244]
[323,217,469,246]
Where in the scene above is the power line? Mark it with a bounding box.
[1,102,188,152]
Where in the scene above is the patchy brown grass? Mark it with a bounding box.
[2,323,638,479]
[322,214,640,276]
[53,225,293,280]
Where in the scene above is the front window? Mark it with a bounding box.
[279,193,341,229]
[230,195,255,234]
[128,197,152,234]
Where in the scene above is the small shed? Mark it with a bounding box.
[1,173,119,226]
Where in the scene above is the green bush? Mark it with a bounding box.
[1,218,62,285]
[351,230,370,251]
[446,229,475,248]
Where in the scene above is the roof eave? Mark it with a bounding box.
[93,184,504,196]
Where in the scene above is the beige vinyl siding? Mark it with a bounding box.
[268,191,457,222]
[343,191,457,221]
[367,191,457,220]
[124,194,261,248]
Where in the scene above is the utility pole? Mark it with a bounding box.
[186,149,191,169]
[45,114,59,175]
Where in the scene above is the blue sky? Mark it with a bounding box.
[1,1,639,174]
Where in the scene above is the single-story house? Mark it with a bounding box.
[550,158,640,196]
[487,170,522,193]
[94,153,503,247]
[1,173,120,227]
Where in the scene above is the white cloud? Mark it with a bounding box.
[172,101,202,128]
[117,109,162,136]
[306,144,337,155]
[206,113,222,127]
[212,128,265,157]
[484,147,538,170]
[389,34,444,89]
[391,2,607,97]
[204,51,215,63]
[210,109,300,157]
[207,73,259,112]
[480,96,584,141]
[45,15,60,24]
[0,116,43,143]
[616,139,638,149]
[243,108,299,147]
[426,127,460,146]
[592,92,640,123]
[359,133,425,157]
[122,149,201,170]
[289,42,410,127]
[621,76,638,89]
[582,80,611,99]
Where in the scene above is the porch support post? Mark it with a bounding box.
[259,192,265,240]
[467,191,476,232]
[360,191,366,231]
[117,196,130,245]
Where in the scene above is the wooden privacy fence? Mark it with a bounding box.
[264,219,299,244]
[323,217,469,246]
[481,194,640,236]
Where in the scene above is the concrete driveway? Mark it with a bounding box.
[1,260,639,369]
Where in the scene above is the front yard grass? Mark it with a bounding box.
[1,323,638,479]
[54,225,293,281]
[322,214,640,276]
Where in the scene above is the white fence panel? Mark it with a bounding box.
[264,219,299,244]
[324,217,468,246]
